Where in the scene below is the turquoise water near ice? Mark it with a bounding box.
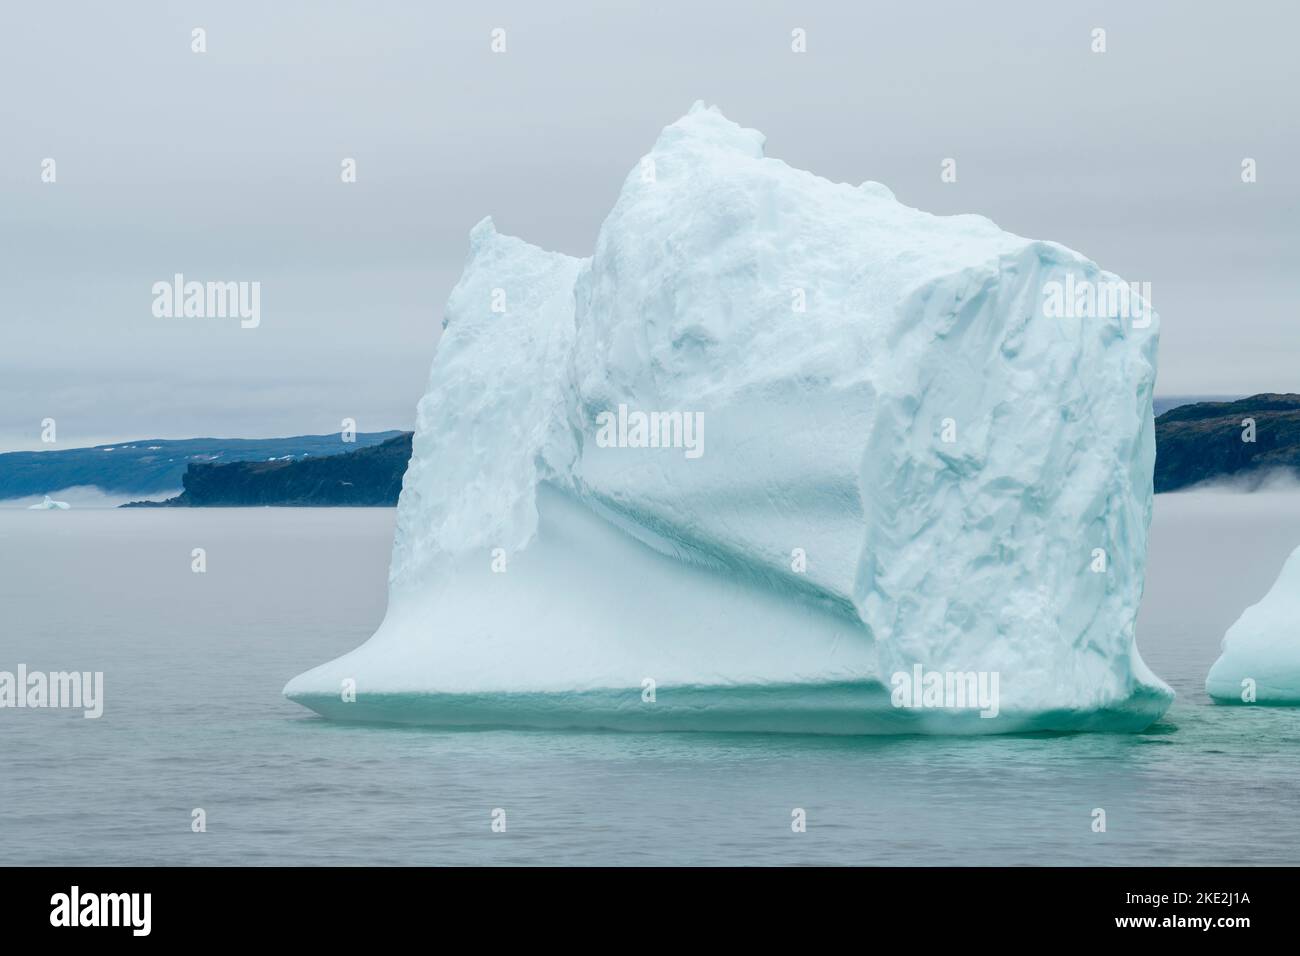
[1,495,1299,865]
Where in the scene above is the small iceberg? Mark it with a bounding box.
[28,495,71,510]
[1207,545,1300,705]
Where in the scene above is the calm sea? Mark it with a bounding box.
[2,493,1298,865]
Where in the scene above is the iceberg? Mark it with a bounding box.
[28,495,70,510]
[1206,545,1300,704]
[285,103,1171,734]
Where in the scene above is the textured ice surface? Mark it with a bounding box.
[285,104,1171,733]
[388,218,584,590]
[28,495,70,510]
[1206,545,1300,704]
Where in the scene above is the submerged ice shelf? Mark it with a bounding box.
[284,103,1172,734]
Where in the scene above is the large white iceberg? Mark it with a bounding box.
[285,103,1171,733]
[1206,545,1300,704]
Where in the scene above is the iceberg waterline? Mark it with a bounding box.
[285,103,1172,733]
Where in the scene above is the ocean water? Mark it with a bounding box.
[2,494,1299,866]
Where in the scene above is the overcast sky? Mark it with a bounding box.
[1,1,1295,450]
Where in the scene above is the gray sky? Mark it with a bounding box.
[2,0,1296,450]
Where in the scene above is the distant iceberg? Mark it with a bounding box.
[1206,545,1300,704]
[285,103,1170,733]
[28,495,70,510]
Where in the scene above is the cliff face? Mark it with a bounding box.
[125,433,413,507]
[1154,394,1300,492]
